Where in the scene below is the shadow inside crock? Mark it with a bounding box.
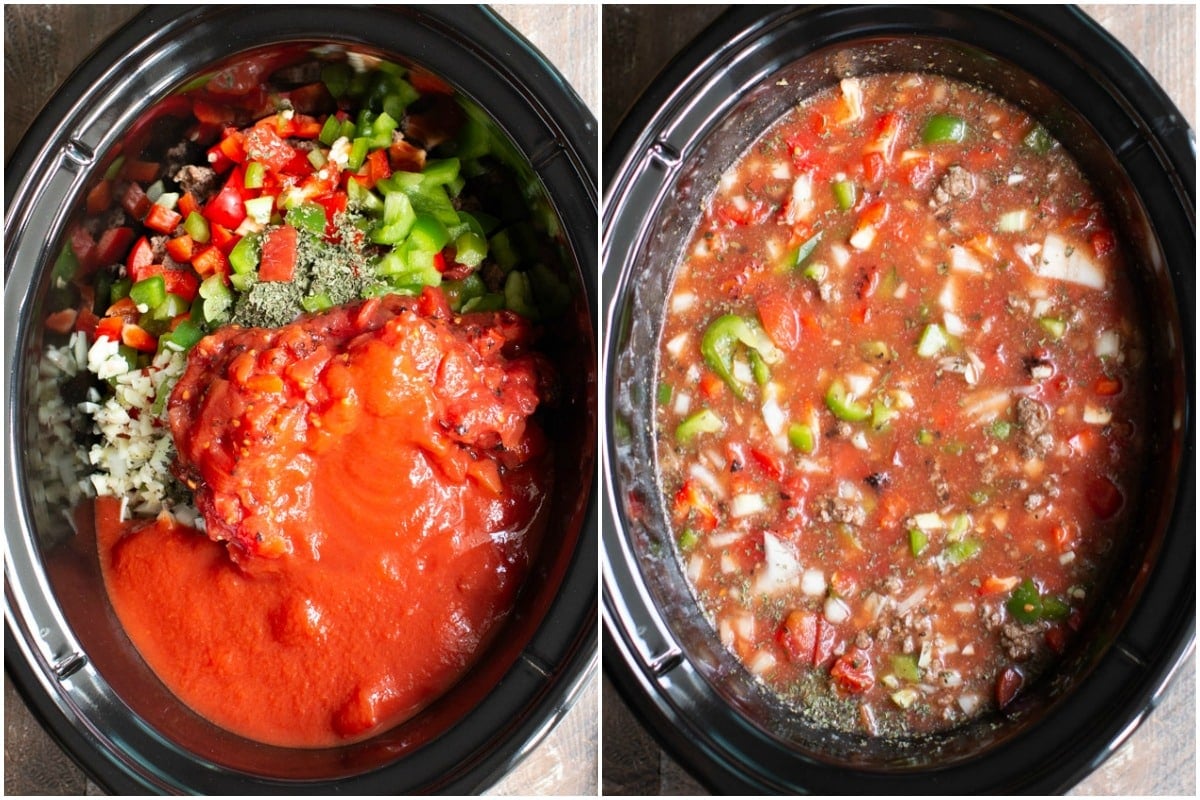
[608,33,1187,772]
[14,38,595,785]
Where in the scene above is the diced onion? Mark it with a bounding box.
[666,332,689,359]
[830,243,851,268]
[943,311,966,337]
[1033,233,1106,289]
[949,244,985,273]
[1095,329,1121,358]
[754,532,802,595]
[671,292,696,313]
[958,694,981,715]
[786,172,815,225]
[1083,404,1113,425]
[824,595,851,624]
[762,395,786,437]
[891,688,920,709]
[688,554,704,584]
[730,493,767,518]
[896,585,931,615]
[706,530,746,548]
[801,568,827,596]
[839,77,864,124]
[672,391,692,416]
[849,224,876,251]
[747,650,777,676]
[998,209,1030,232]
[688,463,725,499]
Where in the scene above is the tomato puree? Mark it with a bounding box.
[97,289,554,747]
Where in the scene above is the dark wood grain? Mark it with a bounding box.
[4,5,598,796]
[600,4,1195,796]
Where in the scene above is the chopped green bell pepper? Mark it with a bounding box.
[700,314,783,400]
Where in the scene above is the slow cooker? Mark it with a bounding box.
[602,5,1193,794]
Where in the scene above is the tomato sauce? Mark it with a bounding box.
[98,290,553,747]
[656,74,1147,735]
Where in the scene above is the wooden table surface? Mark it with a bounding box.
[601,4,1195,796]
[3,4,597,796]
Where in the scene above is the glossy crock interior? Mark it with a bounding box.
[602,6,1193,794]
[5,6,597,794]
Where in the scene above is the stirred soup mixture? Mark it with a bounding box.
[39,50,570,747]
[656,73,1146,736]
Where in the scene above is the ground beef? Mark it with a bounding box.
[1015,396,1054,459]
[813,495,866,526]
[173,164,220,203]
[82,206,129,238]
[163,140,199,180]
[931,164,976,216]
[1000,621,1042,661]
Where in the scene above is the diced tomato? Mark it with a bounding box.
[121,323,158,353]
[245,124,298,173]
[672,478,719,531]
[192,245,230,281]
[757,292,801,351]
[258,224,298,282]
[91,226,135,270]
[779,611,818,663]
[1094,376,1122,396]
[417,285,452,319]
[749,448,785,481]
[206,142,234,174]
[94,316,124,342]
[165,234,194,263]
[204,167,248,229]
[121,159,159,183]
[177,191,200,219]
[86,179,112,215]
[144,203,183,234]
[432,251,448,274]
[121,181,152,220]
[126,235,155,276]
[698,371,724,399]
[1090,228,1116,257]
[44,308,79,334]
[716,197,770,227]
[830,649,875,694]
[1086,476,1123,520]
[862,151,885,183]
[859,200,889,227]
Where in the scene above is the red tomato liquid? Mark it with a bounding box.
[97,292,552,747]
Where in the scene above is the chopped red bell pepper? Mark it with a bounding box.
[86,179,112,215]
[74,305,100,338]
[121,322,158,353]
[192,245,230,281]
[177,191,200,219]
[209,222,241,253]
[204,167,248,230]
[91,226,135,270]
[94,316,124,342]
[120,181,152,220]
[192,98,235,125]
[126,235,155,275]
[258,225,299,282]
[165,234,194,263]
[44,308,79,334]
[144,203,183,235]
[314,192,348,239]
[121,159,159,183]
